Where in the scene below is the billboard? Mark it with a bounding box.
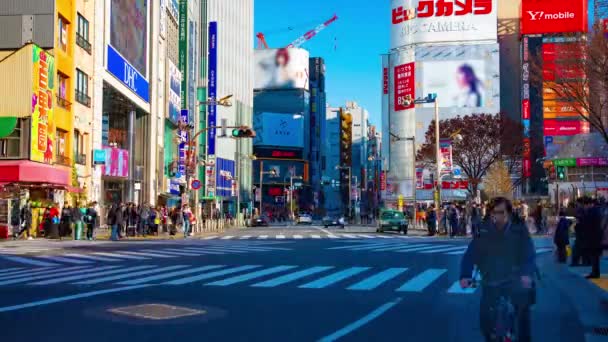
[101,147,129,178]
[31,46,55,164]
[394,62,415,111]
[391,0,497,49]
[107,0,149,102]
[253,113,304,148]
[216,158,235,198]
[543,120,589,136]
[439,139,453,173]
[254,48,309,91]
[168,60,181,124]
[381,55,390,172]
[207,21,218,155]
[521,0,588,35]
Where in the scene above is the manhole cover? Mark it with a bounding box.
[108,304,206,320]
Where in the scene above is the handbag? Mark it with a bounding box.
[566,245,572,257]
[52,217,59,224]
[154,218,160,225]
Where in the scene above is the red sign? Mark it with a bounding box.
[523,138,531,159]
[521,0,588,35]
[441,180,469,190]
[394,0,492,21]
[522,99,530,119]
[268,187,283,196]
[383,67,389,94]
[271,150,297,158]
[394,63,415,111]
[523,158,531,177]
[380,171,386,191]
[543,120,586,136]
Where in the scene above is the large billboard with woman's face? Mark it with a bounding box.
[110,0,148,75]
[254,48,309,91]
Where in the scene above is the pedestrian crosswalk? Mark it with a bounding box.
[0,263,483,295]
[0,240,108,255]
[200,234,407,240]
[327,241,555,256]
[0,244,293,267]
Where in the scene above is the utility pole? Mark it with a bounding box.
[434,99,441,213]
[259,160,264,216]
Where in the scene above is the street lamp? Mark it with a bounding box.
[389,133,417,211]
[290,175,303,220]
[199,94,233,107]
[258,161,277,217]
[336,165,352,220]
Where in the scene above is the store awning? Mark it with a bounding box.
[0,160,70,186]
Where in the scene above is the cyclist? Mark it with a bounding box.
[459,197,537,342]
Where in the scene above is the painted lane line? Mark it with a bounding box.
[75,265,189,285]
[164,265,260,285]
[352,243,417,251]
[276,235,286,239]
[316,227,333,235]
[327,235,339,239]
[357,234,375,239]
[369,244,430,252]
[118,265,224,285]
[327,242,394,250]
[347,268,409,291]
[202,236,218,240]
[178,248,230,254]
[418,246,467,254]
[36,255,94,265]
[221,236,235,240]
[141,250,202,257]
[447,280,477,294]
[258,235,269,239]
[0,266,85,281]
[0,267,24,275]
[299,267,370,289]
[293,235,304,239]
[91,252,149,260]
[164,248,225,255]
[318,297,403,342]
[190,247,254,253]
[240,235,252,239]
[340,234,357,239]
[445,250,467,255]
[118,251,177,258]
[0,284,152,313]
[0,266,117,286]
[396,269,447,292]
[251,266,334,288]
[63,253,121,262]
[374,235,393,239]
[311,235,322,239]
[205,265,297,286]
[393,245,452,253]
[1,255,60,267]
[30,265,156,285]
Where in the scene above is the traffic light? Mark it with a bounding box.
[340,109,352,165]
[232,126,256,138]
[556,166,566,180]
[427,93,437,102]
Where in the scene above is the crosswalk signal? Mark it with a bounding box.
[556,166,566,180]
[427,93,437,102]
[232,126,256,138]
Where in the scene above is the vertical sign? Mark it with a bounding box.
[178,109,189,179]
[439,139,453,173]
[30,46,55,164]
[178,0,188,109]
[521,36,532,178]
[394,62,415,111]
[207,21,218,155]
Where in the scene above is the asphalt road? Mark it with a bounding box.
[0,226,588,342]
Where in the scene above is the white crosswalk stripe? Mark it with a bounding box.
[293,235,303,239]
[0,255,60,267]
[0,264,481,295]
[240,236,252,239]
[310,235,321,239]
[197,234,398,240]
[221,236,235,240]
[258,235,269,239]
[276,235,286,239]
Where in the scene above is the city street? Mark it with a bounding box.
[0,228,592,341]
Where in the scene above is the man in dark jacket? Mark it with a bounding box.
[582,198,603,278]
[460,197,537,342]
[14,200,33,240]
[554,210,571,263]
[85,202,98,240]
[60,203,73,239]
[108,202,124,241]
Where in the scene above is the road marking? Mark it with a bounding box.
[352,243,415,251]
[299,267,370,289]
[357,234,375,239]
[396,269,446,292]
[327,242,394,250]
[36,255,94,265]
[165,248,225,255]
[29,265,156,285]
[118,265,224,285]
[311,235,321,239]
[240,235,252,239]
[536,247,553,254]
[64,253,121,262]
[205,266,297,286]
[393,244,452,253]
[202,236,218,240]
[340,234,357,239]
[276,235,286,239]
[327,235,339,239]
[221,236,235,240]
[1,255,60,267]
[445,250,466,255]
[0,267,25,275]
[318,297,402,342]
[258,235,269,239]
[419,246,467,254]
[0,266,84,281]
[118,251,178,258]
[347,268,409,291]
[141,250,202,257]
[76,265,189,285]
[0,284,151,313]
[293,235,303,239]
[446,281,477,294]
[315,227,333,235]
[164,265,260,285]
[251,266,334,288]
[91,252,149,260]
[0,266,117,286]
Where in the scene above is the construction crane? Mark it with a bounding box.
[256,14,338,49]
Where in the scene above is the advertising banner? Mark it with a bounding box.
[394,62,415,111]
[101,147,129,177]
[255,113,304,148]
[391,0,497,49]
[178,0,187,108]
[439,139,453,173]
[207,21,217,155]
[416,167,424,189]
[31,46,55,164]
[521,36,530,178]
[216,157,235,198]
[523,119,530,138]
[381,55,390,172]
[178,109,188,178]
[543,119,587,136]
[380,171,387,191]
[168,60,182,124]
[383,67,389,95]
[254,48,310,91]
[521,0,588,35]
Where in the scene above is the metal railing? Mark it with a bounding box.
[75,153,86,165]
[76,34,91,54]
[55,154,71,166]
[56,95,71,110]
[75,89,91,107]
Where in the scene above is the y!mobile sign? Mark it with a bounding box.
[521,0,588,35]
[391,0,497,49]
[394,62,415,111]
[207,21,217,155]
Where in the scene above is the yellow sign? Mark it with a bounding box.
[30,46,55,164]
[398,195,404,211]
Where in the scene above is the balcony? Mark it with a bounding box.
[75,90,91,107]
[76,34,91,54]
[75,153,86,165]
[56,154,72,167]
[56,95,72,110]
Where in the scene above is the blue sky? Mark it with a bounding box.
[254,0,389,128]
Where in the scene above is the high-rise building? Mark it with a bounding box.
[309,57,326,214]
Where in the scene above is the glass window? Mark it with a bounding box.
[56,129,68,157]
[0,120,22,158]
[77,14,89,41]
[58,73,68,100]
[58,16,68,52]
[75,69,90,107]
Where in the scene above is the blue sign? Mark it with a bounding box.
[207,22,218,155]
[216,157,235,198]
[523,119,530,138]
[453,168,461,177]
[191,179,201,190]
[178,110,189,177]
[169,180,181,195]
[106,45,149,102]
[93,149,106,165]
[545,136,554,146]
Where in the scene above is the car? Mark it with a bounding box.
[296,213,313,225]
[251,215,269,227]
[322,216,345,228]
[377,210,408,234]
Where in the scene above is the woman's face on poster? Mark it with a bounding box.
[456,70,468,89]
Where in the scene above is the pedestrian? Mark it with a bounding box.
[107,202,123,241]
[72,204,84,240]
[60,203,73,239]
[47,204,60,239]
[182,204,192,238]
[85,202,98,240]
[471,203,482,238]
[427,205,437,236]
[14,200,33,240]
[449,204,459,237]
[581,198,603,278]
[554,210,570,264]
[534,201,544,234]
[139,204,150,236]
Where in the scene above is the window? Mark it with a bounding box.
[56,129,70,166]
[74,130,86,165]
[0,120,22,159]
[76,13,91,53]
[57,73,71,109]
[75,69,90,107]
[58,16,69,52]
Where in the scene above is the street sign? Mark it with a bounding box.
[191,179,202,190]
[93,149,106,165]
